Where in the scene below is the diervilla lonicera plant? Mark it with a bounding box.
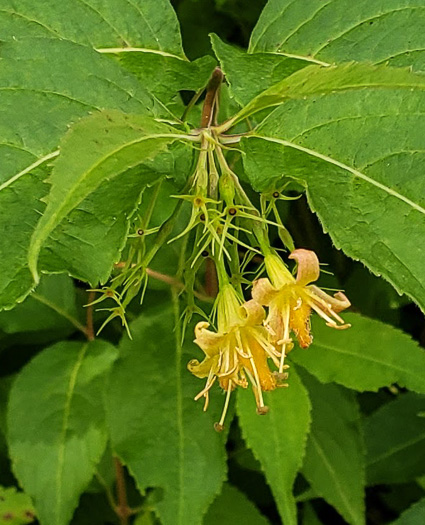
[1,1,425,525]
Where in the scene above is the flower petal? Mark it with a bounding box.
[239,299,265,325]
[194,321,224,356]
[187,355,219,378]
[289,249,320,286]
[252,278,278,305]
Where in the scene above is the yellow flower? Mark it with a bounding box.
[188,284,282,431]
[252,249,350,372]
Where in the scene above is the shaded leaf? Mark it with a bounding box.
[204,483,269,525]
[250,0,425,72]
[291,313,425,393]
[237,366,311,525]
[392,497,425,525]
[300,372,365,525]
[364,393,425,485]
[0,275,78,335]
[107,306,227,525]
[7,340,118,525]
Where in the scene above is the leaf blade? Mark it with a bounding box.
[237,366,311,525]
[7,340,118,525]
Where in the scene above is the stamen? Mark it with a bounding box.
[249,356,266,410]
[279,305,291,373]
[215,380,233,432]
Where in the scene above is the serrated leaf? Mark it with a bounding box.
[237,365,311,525]
[250,0,425,72]
[231,61,425,124]
[0,486,35,525]
[300,372,365,525]
[7,340,118,525]
[29,110,190,283]
[0,36,156,309]
[107,306,227,525]
[210,34,306,106]
[364,392,425,485]
[204,483,270,525]
[290,313,425,393]
[0,0,185,57]
[241,63,425,311]
[392,497,425,525]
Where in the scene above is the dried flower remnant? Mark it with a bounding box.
[253,249,351,372]
[188,284,283,431]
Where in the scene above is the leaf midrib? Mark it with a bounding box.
[307,340,425,387]
[55,343,88,523]
[309,434,363,525]
[251,135,425,216]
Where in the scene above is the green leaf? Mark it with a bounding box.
[300,373,365,525]
[7,340,118,525]
[0,0,185,57]
[302,503,323,525]
[250,0,425,72]
[241,63,425,311]
[0,486,35,525]
[364,392,425,485]
[290,313,425,393]
[0,275,79,335]
[232,61,425,124]
[392,497,425,525]
[119,53,216,107]
[204,483,270,525]
[210,34,306,106]
[237,365,311,525]
[29,110,190,284]
[107,306,227,525]
[0,36,155,309]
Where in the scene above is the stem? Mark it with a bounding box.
[86,290,95,341]
[114,457,131,525]
[200,67,224,128]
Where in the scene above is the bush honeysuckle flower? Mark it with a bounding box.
[187,284,284,431]
[253,249,351,373]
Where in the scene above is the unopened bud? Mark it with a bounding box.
[218,172,235,206]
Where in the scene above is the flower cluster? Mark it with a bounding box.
[94,72,352,430]
[189,247,351,431]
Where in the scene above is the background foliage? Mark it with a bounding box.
[0,0,424,524]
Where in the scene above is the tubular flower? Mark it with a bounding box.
[252,249,351,373]
[188,284,282,431]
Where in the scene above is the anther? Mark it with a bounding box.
[137,229,144,236]
[273,191,279,198]
[194,197,203,207]
[200,213,206,221]
[214,422,224,432]
[201,250,209,257]
[256,405,269,415]
[228,207,237,216]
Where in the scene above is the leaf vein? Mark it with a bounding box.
[314,6,425,56]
